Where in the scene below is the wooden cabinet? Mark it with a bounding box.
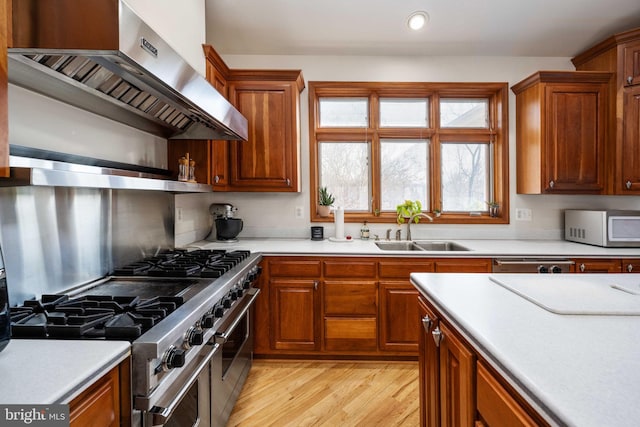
[69,359,131,427]
[623,40,640,87]
[169,46,304,192]
[270,279,320,351]
[511,72,611,194]
[438,322,475,427]
[622,85,640,191]
[572,27,640,194]
[622,259,640,273]
[573,258,622,273]
[225,73,303,191]
[267,259,321,351]
[476,362,538,427]
[418,297,440,427]
[418,295,548,427]
[258,256,491,358]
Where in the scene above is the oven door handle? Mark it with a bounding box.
[215,288,260,344]
[494,259,575,265]
[149,342,220,425]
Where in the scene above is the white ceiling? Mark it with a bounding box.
[205,0,640,57]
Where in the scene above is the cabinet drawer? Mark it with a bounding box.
[324,281,377,315]
[324,317,377,351]
[477,362,537,427]
[378,261,435,278]
[324,260,376,278]
[269,260,322,277]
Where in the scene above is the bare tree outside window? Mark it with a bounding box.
[441,143,489,211]
[319,142,370,210]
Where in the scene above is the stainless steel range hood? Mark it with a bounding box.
[8,0,248,141]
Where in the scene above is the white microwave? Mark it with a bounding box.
[565,210,640,247]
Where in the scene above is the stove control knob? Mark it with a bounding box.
[184,326,204,348]
[243,279,252,289]
[201,313,215,328]
[235,286,244,297]
[229,288,239,300]
[551,265,563,274]
[537,265,549,274]
[213,304,225,318]
[162,346,186,371]
[222,297,232,309]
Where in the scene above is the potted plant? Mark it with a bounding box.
[486,201,500,217]
[396,199,422,224]
[317,186,335,217]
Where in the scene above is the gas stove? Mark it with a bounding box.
[9,249,263,427]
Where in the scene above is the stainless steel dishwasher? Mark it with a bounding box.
[492,259,575,273]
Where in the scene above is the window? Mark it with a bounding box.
[309,82,508,224]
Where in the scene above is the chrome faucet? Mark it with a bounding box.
[395,229,402,241]
[386,229,392,241]
[406,213,434,241]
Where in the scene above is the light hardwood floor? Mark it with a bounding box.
[227,359,419,426]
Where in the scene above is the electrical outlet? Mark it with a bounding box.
[515,208,532,221]
[295,206,304,219]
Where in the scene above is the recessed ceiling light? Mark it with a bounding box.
[407,11,429,31]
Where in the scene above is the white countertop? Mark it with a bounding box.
[410,272,640,427]
[0,340,130,404]
[185,237,640,257]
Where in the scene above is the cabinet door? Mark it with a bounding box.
[434,259,492,273]
[476,362,538,427]
[623,40,640,87]
[211,140,229,188]
[543,84,606,193]
[270,279,319,351]
[380,282,419,352]
[622,259,640,273]
[0,0,7,177]
[439,322,475,427]
[574,259,622,273]
[418,297,440,427]
[228,81,299,191]
[621,85,640,192]
[69,365,123,427]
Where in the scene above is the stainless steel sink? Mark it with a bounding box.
[375,241,423,251]
[375,240,470,251]
[413,241,470,251]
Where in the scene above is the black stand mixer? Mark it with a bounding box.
[205,203,244,242]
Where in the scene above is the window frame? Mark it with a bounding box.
[308,82,509,224]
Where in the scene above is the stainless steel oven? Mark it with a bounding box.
[212,287,259,426]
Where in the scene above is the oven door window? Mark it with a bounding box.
[221,312,248,376]
[164,381,199,427]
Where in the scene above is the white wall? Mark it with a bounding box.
[175,54,640,244]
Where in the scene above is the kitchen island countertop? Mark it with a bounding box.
[411,272,640,427]
[186,237,640,258]
[0,339,130,404]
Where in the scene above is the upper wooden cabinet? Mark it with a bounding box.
[225,72,303,191]
[511,71,611,194]
[572,27,640,194]
[169,45,304,192]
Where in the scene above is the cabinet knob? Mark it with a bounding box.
[432,327,443,347]
[549,180,555,189]
[627,76,633,85]
[214,175,220,183]
[421,315,432,333]
[313,281,318,291]
[626,180,632,189]
[579,263,586,273]
[627,264,634,273]
[286,178,291,186]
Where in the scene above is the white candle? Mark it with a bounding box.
[334,206,344,239]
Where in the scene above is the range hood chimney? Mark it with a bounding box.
[8,0,248,141]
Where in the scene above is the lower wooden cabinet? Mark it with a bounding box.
[69,359,131,427]
[476,362,538,427]
[258,256,491,358]
[270,279,320,351]
[574,258,623,273]
[418,295,549,427]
